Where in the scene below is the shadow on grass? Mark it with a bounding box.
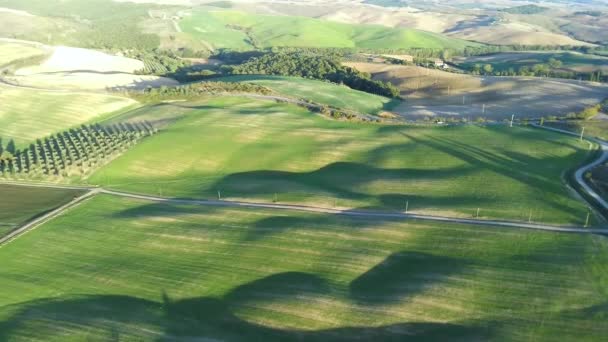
[349,251,468,305]
[0,273,490,341]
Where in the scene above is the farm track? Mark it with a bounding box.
[2,125,608,245]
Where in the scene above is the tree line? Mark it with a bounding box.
[224,52,401,98]
[0,122,156,179]
[129,82,273,101]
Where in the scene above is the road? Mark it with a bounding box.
[533,124,608,210]
[2,124,608,246]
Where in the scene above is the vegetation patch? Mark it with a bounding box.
[226,52,400,98]
[213,75,399,115]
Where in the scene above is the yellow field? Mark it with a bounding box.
[0,84,138,147]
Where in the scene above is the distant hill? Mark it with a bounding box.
[179,10,482,51]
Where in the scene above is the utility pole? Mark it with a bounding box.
[585,211,590,228]
[217,190,221,200]
[274,193,278,203]
[462,95,466,105]
[482,104,485,114]
[510,114,515,128]
[476,208,480,218]
[405,200,409,214]
[580,127,585,142]
[447,85,451,96]
[528,210,532,223]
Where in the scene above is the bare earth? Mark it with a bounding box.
[346,62,608,120]
[11,46,178,90]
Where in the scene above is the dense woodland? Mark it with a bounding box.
[0,123,156,178]
[226,52,401,98]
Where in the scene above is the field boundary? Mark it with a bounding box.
[1,182,606,247]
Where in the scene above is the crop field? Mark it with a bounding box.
[0,184,83,237]
[455,51,608,74]
[0,84,138,147]
[0,40,47,67]
[214,75,400,115]
[88,96,594,226]
[179,10,482,50]
[345,62,608,120]
[0,194,606,340]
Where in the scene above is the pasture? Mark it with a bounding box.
[213,75,400,115]
[0,40,47,67]
[0,194,606,340]
[454,51,608,74]
[0,84,138,147]
[179,10,481,50]
[90,96,594,226]
[345,62,608,120]
[0,184,83,237]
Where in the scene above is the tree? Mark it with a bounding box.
[548,58,563,69]
[6,139,16,155]
[483,64,494,74]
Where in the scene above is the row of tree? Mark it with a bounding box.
[131,82,273,101]
[464,60,606,82]
[0,123,156,178]
[225,52,400,98]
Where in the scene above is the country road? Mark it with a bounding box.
[2,124,608,246]
[533,124,608,210]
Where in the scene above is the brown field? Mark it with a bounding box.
[346,62,608,120]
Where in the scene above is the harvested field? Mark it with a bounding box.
[0,83,138,147]
[8,46,178,90]
[346,62,608,120]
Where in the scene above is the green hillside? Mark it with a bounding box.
[179,10,482,50]
[213,75,399,115]
[90,96,593,226]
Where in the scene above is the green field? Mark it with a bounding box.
[179,10,481,50]
[89,96,593,225]
[0,41,47,67]
[456,51,608,73]
[213,75,400,115]
[0,84,138,147]
[0,184,83,237]
[1,194,606,340]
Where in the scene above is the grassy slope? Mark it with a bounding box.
[456,51,608,73]
[0,41,46,67]
[0,184,83,237]
[179,10,481,50]
[89,97,593,225]
[0,84,138,147]
[0,194,606,340]
[213,75,399,115]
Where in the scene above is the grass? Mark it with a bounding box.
[0,84,138,147]
[0,41,47,67]
[89,96,594,226]
[0,194,606,340]
[455,51,608,73]
[179,10,481,50]
[0,184,83,237]
[212,75,400,115]
[544,120,608,141]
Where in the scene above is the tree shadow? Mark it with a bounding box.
[349,251,468,305]
[0,272,490,341]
